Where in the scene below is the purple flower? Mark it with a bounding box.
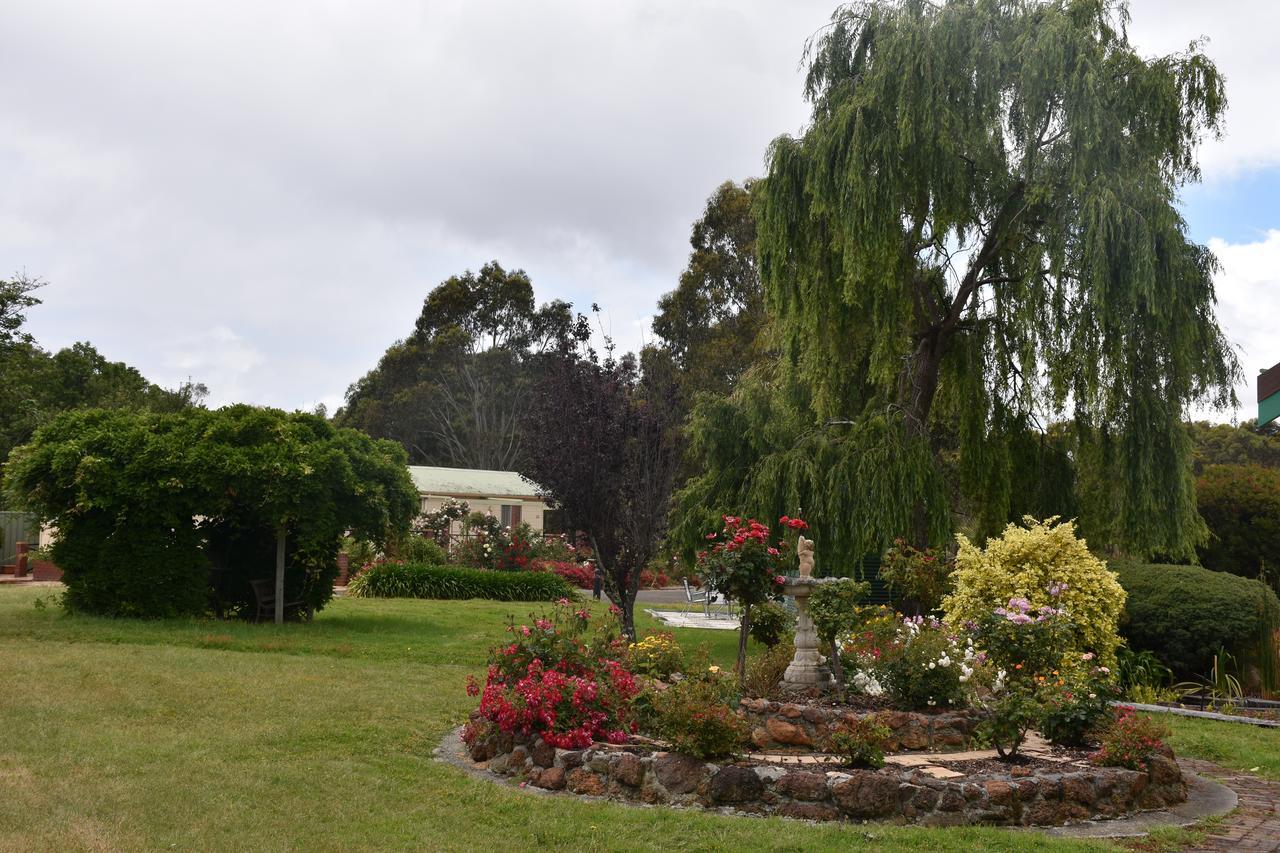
[1007,597,1032,613]
[1006,613,1033,625]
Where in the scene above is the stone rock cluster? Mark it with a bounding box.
[739,699,984,752]
[464,731,1187,827]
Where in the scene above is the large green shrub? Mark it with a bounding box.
[1113,561,1280,685]
[347,561,574,602]
[1196,464,1280,590]
[4,406,417,619]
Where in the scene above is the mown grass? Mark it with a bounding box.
[0,585,1259,851]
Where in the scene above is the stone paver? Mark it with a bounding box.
[1180,758,1280,852]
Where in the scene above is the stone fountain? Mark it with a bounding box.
[781,535,837,690]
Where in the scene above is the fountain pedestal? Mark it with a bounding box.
[781,577,835,689]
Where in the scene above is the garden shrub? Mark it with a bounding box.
[1112,560,1280,684]
[628,632,685,680]
[826,715,891,768]
[880,539,952,613]
[943,517,1126,665]
[1037,661,1119,747]
[1196,464,1280,591]
[534,560,594,589]
[876,617,970,710]
[1090,706,1171,770]
[650,675,747,759]
[395,534,448,566]
[747,600,794,646]
[348,561,574,601]
[464,601,637,748]
[978,684,1041,759]
[742,641,795,699]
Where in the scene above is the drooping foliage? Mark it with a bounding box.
[677,0,1238,565]
[5,406,417,618]
[337,261,589,469]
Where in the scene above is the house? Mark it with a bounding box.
[408,466,549,532]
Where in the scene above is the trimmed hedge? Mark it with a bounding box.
[1113,561,1280,683]
[347,561,575,602]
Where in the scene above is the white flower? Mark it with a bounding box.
[927,662,936,670]
[1088,693,1097,699]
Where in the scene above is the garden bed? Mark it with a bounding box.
[460,728,1188,827]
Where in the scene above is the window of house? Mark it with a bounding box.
[500,504,522,527]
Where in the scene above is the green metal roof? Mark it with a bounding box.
[407,466,543,499]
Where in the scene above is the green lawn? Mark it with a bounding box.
[0,586,1264,852]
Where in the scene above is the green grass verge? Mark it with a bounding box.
[0,585,1239,851]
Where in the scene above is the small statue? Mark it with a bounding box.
[797,535,815,579]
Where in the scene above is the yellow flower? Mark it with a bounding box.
[709,665,721,673]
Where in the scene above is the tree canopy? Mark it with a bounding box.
[0,277,206,483]
[337,261,589,469]
[518,351,683,640]
[675,0,1238,566]
[5,406,417,617]
[649,180,767,400]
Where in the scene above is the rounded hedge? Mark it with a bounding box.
[1113,561,1280,682]
[347,561,575,602]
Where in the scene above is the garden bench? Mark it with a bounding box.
[683,578,730,619]
[248,578,313,623]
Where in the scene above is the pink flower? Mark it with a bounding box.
[774,575,786,585]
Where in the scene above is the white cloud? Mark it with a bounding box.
[1206,230,1280,421]
[0,0,1275,413]
[1127,0,1280,179]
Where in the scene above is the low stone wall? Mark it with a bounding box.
[464,732,1187,827]
[739,699,984,752]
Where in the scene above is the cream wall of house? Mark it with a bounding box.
[420,495,546,533]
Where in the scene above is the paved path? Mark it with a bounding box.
[1180,759,1280,851]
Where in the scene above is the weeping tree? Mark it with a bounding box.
[676,0,1238,564]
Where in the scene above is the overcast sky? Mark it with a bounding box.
[2,1,1277,421]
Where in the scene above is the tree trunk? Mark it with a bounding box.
[736,602,752,686]
[828,638,844,687]
[897,333,945,548]
[274,526,286,625]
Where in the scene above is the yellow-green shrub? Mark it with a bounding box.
[942,517,1125,665]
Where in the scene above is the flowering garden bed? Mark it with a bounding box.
[457,518,1192,829]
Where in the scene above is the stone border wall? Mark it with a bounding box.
[740,699,984,752]
[465,732,1186,827]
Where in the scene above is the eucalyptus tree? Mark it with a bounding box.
[677,0,1237,564]
[339,261,589,469]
